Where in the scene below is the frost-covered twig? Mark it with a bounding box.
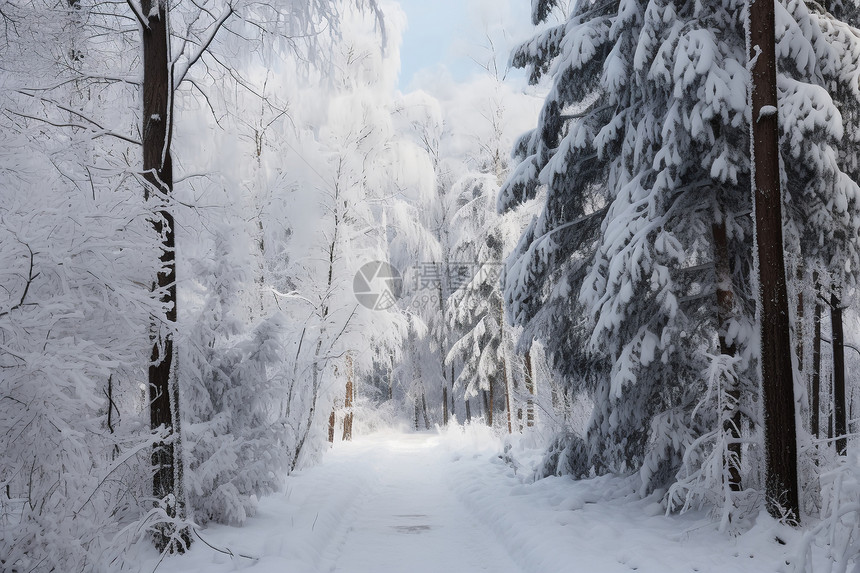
[125,0,148,29]
[192,528,259,561]
[0,242,38,318]
[173,4,234,88]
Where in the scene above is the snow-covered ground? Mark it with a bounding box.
[145,427,828,573]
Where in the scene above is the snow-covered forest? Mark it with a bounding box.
[1,0,860,570]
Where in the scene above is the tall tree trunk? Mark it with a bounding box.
[500,299,512,434]
[465,398,472,423]
[502,357,512,434]
[811,273,822,439]
[389,354,395,401]
[485,386,493,427]
[295,198,338,466]
[712,220,741,491]
[795,265,805,374]
[524,350,535,428]
[439,284,449,425]
[748,0,800,522]
[442,384,449,426]
[292,343,323,472]
[142,0,189,551]
[831,290,848,455]
[342,354,354,441]
[421,391,430,430]
[327,409,336,443]
[450,363,456,420]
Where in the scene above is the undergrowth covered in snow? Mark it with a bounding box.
[138,425,857,573]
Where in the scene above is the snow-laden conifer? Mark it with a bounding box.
[503,0,860,517]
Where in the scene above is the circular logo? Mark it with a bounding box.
[353,261,403,310]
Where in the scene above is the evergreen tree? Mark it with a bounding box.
[502,0,860,515]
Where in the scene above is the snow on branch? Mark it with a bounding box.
[173,4,234,88]
[11,91,141,146]
[125,0,148,29]
[0,242,38,319]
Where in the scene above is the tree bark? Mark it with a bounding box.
[712,221,741,491]
[442,384,449,426]
[342,354,354,441]
[811,273,822,439]
[389,355,394,401]
[439,284,449,425]
[421,391,430,430]
[328,409,336,443]
[141,0,189,550]
[500,299,512,434]
[502,357,512,434]
[524,350,535,428]
[450,363,456,420]
[795,265,805,374]
[748,0,800,522]
[830,290,847,455]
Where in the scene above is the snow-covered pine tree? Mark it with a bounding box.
[785,0,860,464]
[181,225,294,526]
[447,172,514,428]
[502,0,860,515]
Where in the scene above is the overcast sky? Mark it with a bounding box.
[394,0,535,90]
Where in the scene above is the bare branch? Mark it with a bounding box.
[0,243,39,319]
[7,110,141,146]
[125,0,148,29]
[173,4,234,88]
[17,74,140,92]
[185,77,225,128]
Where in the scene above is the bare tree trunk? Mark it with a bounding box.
[712,220,741,491]
[421,391,430,430]
[141,0,189,551]
[524,350,535,428]
[450,363,456,420]
[465,398,471,423]
[502,358,512,434]
[328,409,336,443]
[749,0,800,522]
[389,355,394,401]
[292,344,323,472]
[342,354,354,441]
[485,387,493,427]
[811,273,822,439]
[295,192,339,465]
[499,298,512,434]
[831,290,847,455]
[796,265,805,374]
[439,285,449,425]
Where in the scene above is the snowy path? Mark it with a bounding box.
[324,433,521,573]
[152,429,799,573]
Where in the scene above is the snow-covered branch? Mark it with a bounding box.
[172,4,234,88]
[125,0,148,29]
[0,242,38,319]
